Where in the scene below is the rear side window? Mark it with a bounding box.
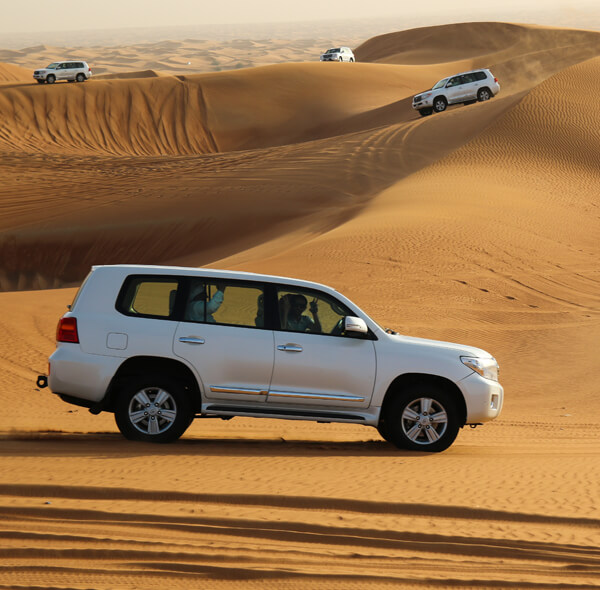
[183,279,265,328]
[474,71,487,81]
[117,276,180,319]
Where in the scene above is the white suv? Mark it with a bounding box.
[412,69,500,117]
[33,60,92,84]
[320,47,355,62]
[37,265,503,452]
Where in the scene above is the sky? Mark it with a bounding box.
[0,0,597,34]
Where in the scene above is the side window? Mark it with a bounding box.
[184,279,265,328]
[446,77,459,87]
[117,276,179,319]
[276,287,353,336]
[461,74,475,84]
[474,71,487,81]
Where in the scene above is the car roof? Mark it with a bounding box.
[92,264,340,293]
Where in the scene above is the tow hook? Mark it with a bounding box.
[36,375,48,388]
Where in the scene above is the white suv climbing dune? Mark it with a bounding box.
[412,68,500,116]
[38,265,503,452]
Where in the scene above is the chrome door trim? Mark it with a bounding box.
[268,390,365,403]
[210,385,268,396]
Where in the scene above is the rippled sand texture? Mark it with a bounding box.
[0,21,599,589]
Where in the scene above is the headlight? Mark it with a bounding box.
[461,356,499,382]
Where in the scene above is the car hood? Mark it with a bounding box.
[387,333,494,359]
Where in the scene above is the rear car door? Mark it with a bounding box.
[268,286,376,409]
[173,278,274,405]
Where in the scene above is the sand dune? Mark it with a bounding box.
[1,20,599,589]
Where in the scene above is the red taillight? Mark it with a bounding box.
[494,77,498,82]
[57,317,79,343]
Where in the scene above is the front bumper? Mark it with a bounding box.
[458,372,504,423]
[412,98,433,110]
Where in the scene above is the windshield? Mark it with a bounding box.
[45,62,59,69]
[432,78,449,90]
[325,48,340,54]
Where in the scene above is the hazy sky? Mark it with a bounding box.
[1,0,596,34]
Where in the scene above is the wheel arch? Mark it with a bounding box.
[103,356,202,413]
[381,373,467,426]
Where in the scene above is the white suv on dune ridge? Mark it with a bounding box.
[33,61,92,84]
[38,265,503,452]
[412,68,500,116]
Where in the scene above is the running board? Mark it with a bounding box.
[205,404,365,421]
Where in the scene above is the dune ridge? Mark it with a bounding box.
[1,22,600,291]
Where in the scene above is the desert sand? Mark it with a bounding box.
[0,20,599,589]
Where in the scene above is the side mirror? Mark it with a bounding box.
[344,316,368,334]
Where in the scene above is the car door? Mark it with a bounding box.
[55,63,68,80]
[268,286,377,409]
[445,76,467,104]
[173,279,274,404]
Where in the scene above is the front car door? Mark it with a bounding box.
[268,286,376,409]
[173,278,274,405]
[445,76,467,104]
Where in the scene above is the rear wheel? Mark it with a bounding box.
[433,97,447,113]
[76,73,85,82]
[114,375,193,443]
[477,87,492,101]
[418,108,433,117]
[46,74,56,84]
[381,384,460,452]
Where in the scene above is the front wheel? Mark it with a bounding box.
[418,108,433,117]
[36,80,45,84]
[114,376,193,443]
[432,97,447,113]
[46,75,56,84]
[381,384,460,452]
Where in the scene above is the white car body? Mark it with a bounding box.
[412,68,500,116]
[33,60,92,84]
[40,265,503,452]
[320,47,355,62]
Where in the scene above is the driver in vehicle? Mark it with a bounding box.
[280,294,322,333]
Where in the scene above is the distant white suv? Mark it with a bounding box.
[33,60,92,84]
[37,265,503,452]
[412,69,500,117]
[320,47,355,62]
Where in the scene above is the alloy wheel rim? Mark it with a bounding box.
[401,397,448,444]
[128,387,177,435]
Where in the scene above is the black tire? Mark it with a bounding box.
[46,75,56,84]
[76,73,85,82]
[36,80,45,84]
[477,87,492,102]
[114,375,193,443]
[432,97,447,113]
[339,57,343,62]
[350,58,354,62]
[381,384,460,452]
[418,108,433,117]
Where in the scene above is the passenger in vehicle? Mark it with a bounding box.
[188,283,226,322]
[280,294,322,333]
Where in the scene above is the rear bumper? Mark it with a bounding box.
[48,345,122,403]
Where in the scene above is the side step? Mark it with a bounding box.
[205,404,365,421]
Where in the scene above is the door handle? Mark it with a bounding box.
[179,337,205,344]
[277,344,303,352]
